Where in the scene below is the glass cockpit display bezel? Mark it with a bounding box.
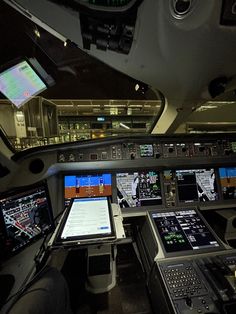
[176,168,219,204]
[149,208,224,258]
[64,173,112,207]
[219,167,236,200]
[116,170,162,208]
[0,182,54,255]
[54,196,116,246]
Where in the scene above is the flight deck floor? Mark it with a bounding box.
[61,243,153,314]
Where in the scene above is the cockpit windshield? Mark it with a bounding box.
[0,1,163,152]
[0,98,163,151]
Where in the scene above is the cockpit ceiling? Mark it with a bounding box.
[4,0,236,105]
[0,1,155,101]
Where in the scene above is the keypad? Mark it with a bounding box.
[161,263,207,299]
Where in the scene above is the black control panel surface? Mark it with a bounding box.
[56,135,236,163]
[156,252,236,314]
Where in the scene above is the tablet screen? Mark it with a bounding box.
[57,197,115,243]
[0,60,47,107]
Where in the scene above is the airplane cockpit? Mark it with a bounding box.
[1,1,236,314]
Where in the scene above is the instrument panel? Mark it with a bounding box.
[32,134,234,214]
[62,167,236,210]
[9,134,236,216]
[57,136,236,163]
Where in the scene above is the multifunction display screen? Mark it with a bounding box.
[64,174,112,202]
[139,144,154,157]
[176,169,218,203]
[151,209,220,253]
[116,171,162,208]
[219,167,236,200]
[0,185,53,253]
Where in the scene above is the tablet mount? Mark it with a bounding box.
[86,203,125,294]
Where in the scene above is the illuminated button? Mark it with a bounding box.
[69,154,75,162]
[58,154,65,162]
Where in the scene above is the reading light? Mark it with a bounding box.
[64,41,67,47]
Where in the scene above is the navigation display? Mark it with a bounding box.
[64,174,112,202]
[151,209,220,253]
[219,167,236,200]
[56,197,115,243]
[116,171,162,208]
[0,184,54,253]
[176,169,218,203]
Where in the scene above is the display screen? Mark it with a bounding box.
[0,185,54,253]
[116,171,162,208]
[139,144,154,157]
[219,167,236,199]
[0,60,47,107]
[176,169,218,203]
[56,197,115,242]
[64,174,112,205]
[163,170,176,207]
[151,209,220,253]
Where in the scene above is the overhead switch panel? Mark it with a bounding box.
[80,13,136,54]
